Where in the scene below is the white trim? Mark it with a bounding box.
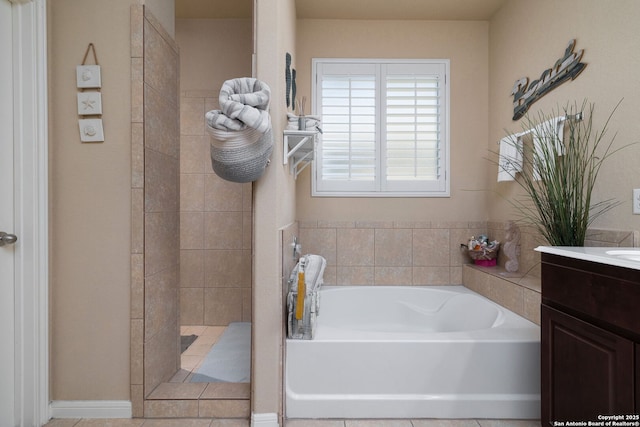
[251,412,280,427]
[11,0,49,425]
[50,401,132,419]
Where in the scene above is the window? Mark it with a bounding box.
[312,59,450,197]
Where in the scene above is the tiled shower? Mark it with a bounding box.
[130,5,181,414]
[130,7,253,418]
[176,10,254,329]
[179,91,252,326]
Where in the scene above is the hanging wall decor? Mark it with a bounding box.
[78,118,105,142]
[76,64,101,89]
[285,52,292,108]
[511,39,586,121]
[77,43,104,142]
[76,43,102,89]
[291,68,297,111]
[77,92,102,115]
[285,52,298,111]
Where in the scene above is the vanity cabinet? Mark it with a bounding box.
[540,252,640,425]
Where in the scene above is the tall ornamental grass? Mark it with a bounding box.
[502,101,628,246]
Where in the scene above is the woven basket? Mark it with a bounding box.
[467,243,500,261]
[208,127,273,183]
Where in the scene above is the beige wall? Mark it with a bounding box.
[295,20,490,223]
[49,0,177,404]
[48,0,136,400]
[252,0,297,418]
[177,19,253,92]
[488,0,640,232]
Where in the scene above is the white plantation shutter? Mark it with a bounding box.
[315,62,378,192]
[321,74,376,184]
[383,63,446,192]
[313,60,449,196]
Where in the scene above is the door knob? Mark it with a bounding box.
[0,232,18,247]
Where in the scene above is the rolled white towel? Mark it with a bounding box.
[206,78,272,133]
[286,113,321,131]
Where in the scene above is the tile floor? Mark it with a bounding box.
[44,418,542,427]
[172,326,227,383]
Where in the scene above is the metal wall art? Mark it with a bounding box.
[511,39,587,121]
[286,53,292,108]
[285,52,297,111]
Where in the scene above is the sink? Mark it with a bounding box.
[605,249,640,262]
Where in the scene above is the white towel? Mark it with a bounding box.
[532,117,565,181]
[206,78,272,133]
[286,113,322,131]
[287,254,327,340]
[497,134,523,182]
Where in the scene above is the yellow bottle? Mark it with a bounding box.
[295,259,306,321]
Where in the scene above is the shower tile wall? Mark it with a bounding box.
[179,91,252,326]
[130,5,181,413]
[143,11,181,398]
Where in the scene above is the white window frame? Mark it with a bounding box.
[312,58,450,197]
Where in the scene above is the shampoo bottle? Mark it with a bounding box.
[295,257,306,321]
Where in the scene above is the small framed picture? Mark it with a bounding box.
[77,92,102,115]
[76,65,101,89]
[78,118,105,142]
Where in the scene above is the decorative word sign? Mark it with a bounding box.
[511,39,587,121]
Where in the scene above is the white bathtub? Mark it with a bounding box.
[285,285,540,419]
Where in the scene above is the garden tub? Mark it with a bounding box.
[285,285,540,419]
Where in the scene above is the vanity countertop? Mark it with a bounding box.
[535,246,640,271]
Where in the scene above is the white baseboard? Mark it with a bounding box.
[50,400,132,419]
[251,412,279,427]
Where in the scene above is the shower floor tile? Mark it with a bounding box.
[173,325,226,383]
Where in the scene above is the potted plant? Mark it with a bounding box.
[499,100,629,246]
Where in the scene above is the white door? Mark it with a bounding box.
[0,0,17,425]
[1,1,48,424]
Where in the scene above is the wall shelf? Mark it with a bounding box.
[283,130,318,179]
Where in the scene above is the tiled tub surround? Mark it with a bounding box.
[298,220,489,287]
[300,220,638,327]
[463,225,638,326]
[462,222,544,325]
[179,89,253,327]
[296,218,543,323]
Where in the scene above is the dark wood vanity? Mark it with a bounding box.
[539,248,640,425]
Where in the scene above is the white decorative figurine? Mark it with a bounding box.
[504,221,521,273]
